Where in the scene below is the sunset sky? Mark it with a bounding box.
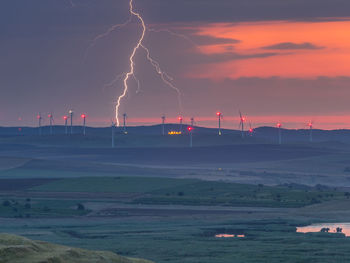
[1,0,350,129]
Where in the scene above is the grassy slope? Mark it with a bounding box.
[0,233,153,263]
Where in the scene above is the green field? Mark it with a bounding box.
[1,217,350,263]
[1,135,350,262]
[31,177,349,208]
[0,198,89,218]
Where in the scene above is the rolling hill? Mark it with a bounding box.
[0,233,153,263]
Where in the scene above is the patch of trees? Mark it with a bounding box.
[77,203,85,211]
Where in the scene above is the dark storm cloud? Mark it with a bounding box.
[262,42,324,50]
[189,35,240,46]
[147,28,240,47]
[188,51,280,64]
[137,0,350,23]
[0,0,129,39]
[2,0,350,38]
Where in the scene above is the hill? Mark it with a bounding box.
[0,233,153,263]
[2,124,350,145]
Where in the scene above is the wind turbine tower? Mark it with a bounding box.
[277,123,282,145]
[123,113,127,134]
[111,121,116,148]
[178,115,183,133]
[48,113,54,135]
[63,116,68,135]
[188,126,193,148]
[81,114,86,136]
[69,110,74,135]
[249,122,254,136]
[37,113,43,136]
[161,115,166,135]
[239,111,246,138]
[191,117,195,127]
[308,121,313,142]
[216,112,222,135]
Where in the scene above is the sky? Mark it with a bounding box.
[1,0,350,129]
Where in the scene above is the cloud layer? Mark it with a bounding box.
[262,42,324,50]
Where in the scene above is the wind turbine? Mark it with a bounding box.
[161,115,166,135]
[111,120,116,148]
[123,113,127,134]
[63,115,68,135]
[239,111,246,138]
[248,122,254,136]
[37,113,43,136]
[190,117,195,127]
[277,123,282,145]
[216,112,223,135]
[48,113,54,135]
[81,114,86,136]
[308,121,313,142]
[69,110,74,135]
[178,115,183,133]
[187,126,193,148]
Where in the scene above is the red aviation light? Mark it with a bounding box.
[277,123,282,128]
[187,126,193,132]
[81,114,86,119]
[216,112,221,116]
[63,116,68,120]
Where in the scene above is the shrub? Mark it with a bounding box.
[77,203,85,210]
[2,200,10,207]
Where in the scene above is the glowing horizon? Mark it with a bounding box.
[10,114,350,131]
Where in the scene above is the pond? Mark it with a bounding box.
[297,223,350,236]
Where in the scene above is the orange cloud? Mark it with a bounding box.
[187,20,350,79]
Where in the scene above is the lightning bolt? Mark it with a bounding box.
[140,44,182,110]
[85,16,132,60]
[68,0,76,7]
[148,28,198,49]
[87,0,183,126]
[114,0,182,126]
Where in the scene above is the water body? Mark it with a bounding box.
[297,223,350,236]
